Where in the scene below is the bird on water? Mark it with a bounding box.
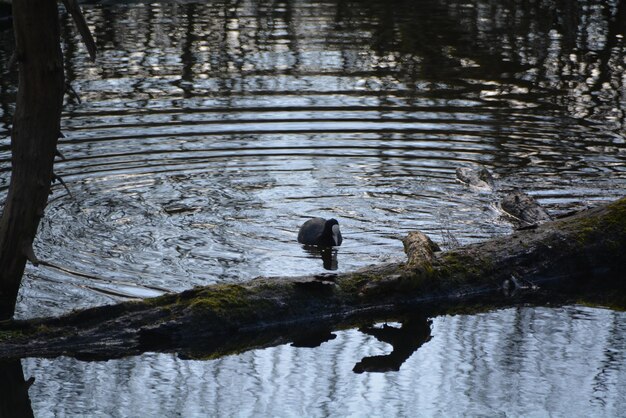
[297,218,342,247]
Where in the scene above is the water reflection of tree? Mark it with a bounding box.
[353,315,432,373]
[2,0,625,128]
[0,360,34,417]
[446,0,626,129]
[335,0,626,130]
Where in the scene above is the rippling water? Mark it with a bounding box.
[1,0,624,316]
[1,0,626,415]
[21,306,626,417]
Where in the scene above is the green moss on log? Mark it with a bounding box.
[337,272,384,295]
[185,285,249,313]
[185,284,278,321]
[573,197,626,245]
[437,251,490,282]
[0,330,23,342]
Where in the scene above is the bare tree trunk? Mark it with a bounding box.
[0,0,64,319]
[0,360,34,418]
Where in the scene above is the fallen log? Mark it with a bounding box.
[0,197,624,361]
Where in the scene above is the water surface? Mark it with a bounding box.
[21,306,626,417]
[0,0,625,416]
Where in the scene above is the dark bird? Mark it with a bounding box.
[297,218,342,247]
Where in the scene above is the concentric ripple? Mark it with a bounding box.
[0,0,623,318]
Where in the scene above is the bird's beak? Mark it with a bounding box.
[332,224,341,246]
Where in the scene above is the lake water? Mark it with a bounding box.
[1,0,625,416]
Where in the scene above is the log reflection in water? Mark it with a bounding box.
[353,314,432,373]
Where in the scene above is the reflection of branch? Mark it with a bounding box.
[353,315,432,373]
[587,0,626,128]
[0,360,34,418]
[291,329,337,348]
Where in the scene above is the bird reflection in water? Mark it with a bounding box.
[302,246,339,270]
[353,314,432,373]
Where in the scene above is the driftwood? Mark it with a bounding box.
[500,191,552,227]
[0,197,624,361]
[456,166,495,191]
[457,166,554,229]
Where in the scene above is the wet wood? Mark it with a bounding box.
[0,197,623,360]
[457,166,553,228]
[61,0,97,61]
[456,166,495,191]
[402,231,440,269]
[0,0,64,320]
[500,191,552,227]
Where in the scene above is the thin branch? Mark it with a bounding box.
[22,243,39,267]
[61,0,97,62]
[65,82,82,104]
[52,173,73,198]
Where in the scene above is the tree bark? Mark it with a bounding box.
[0,0,64,319]
[0,197,624,360]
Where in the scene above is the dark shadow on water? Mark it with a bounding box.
[302,246,339,271]
[290,314,432,371]
[291,328,337,348]
[170,308,439,366]
[0,360,34,418]
[353,314,432,373]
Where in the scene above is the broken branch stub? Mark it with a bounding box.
[402,231,441,270]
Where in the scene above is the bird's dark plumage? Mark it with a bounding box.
[298,218,342,247]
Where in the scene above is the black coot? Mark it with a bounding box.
[297,218,342,247]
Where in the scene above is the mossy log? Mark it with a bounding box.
[0,197,625,361]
